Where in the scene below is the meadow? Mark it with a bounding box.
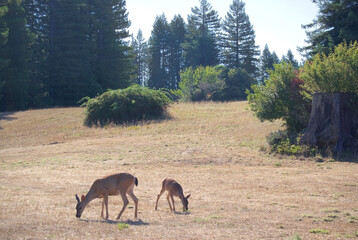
[1,101,358,239]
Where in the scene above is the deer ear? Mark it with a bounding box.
[186,194,191,199]
[81,195,85,202]
[75,194,80,203]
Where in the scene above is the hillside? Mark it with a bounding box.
[1,102,358,239]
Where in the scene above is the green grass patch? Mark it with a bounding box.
[310,229,330,234]
[118,223,129,230]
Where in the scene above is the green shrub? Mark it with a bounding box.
[81,85,172,126]
[247,62,311,132]
[179,66,225,102]
[301,41,358,94]
[267,130,317,156]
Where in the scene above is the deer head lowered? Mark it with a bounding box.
[75,173,138,220]
[155,178,190,212]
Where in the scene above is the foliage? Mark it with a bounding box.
[300,0,358,56]
[179,66,225,101]
[221,0,259,76]
[259,44,280,83]
[301,41,358,94]
[216,66,256,101]
[82,85,172,126]
[131,29,149,86]
[247,62,311,132]
[266,130,317,156]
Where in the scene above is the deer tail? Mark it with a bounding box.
[134,177,138,187]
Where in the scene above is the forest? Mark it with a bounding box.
[0,0,298,111]
[0,0,357,112]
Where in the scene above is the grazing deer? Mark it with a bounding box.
[155,178,191,212]
[75,173,138,220]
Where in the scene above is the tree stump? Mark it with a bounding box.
[299,93,358,154]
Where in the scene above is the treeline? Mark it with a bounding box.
[0,0,132,111]
[131,0,299,91]
[0,0,299,111]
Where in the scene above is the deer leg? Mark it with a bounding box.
[101,200,104,218]
[166,193,173,211]
[170,195,176,212]
[155,188,165,210]
[103,194,109,220]
[128,190,138,219]
[116,192,129,220]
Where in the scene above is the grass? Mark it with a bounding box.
[1,101,358,239]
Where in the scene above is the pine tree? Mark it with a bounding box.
[0,0,30,111]
[282,49,298,68]
[221,0,259,76]
[259,44,279,83]
[148,14,171,89]
[0,1,8,102]
[183,0,221,67]
[131,29,149,86]
[88,0,132,91]
[22,0,49,107]
[48,0,100,106]
[168,15,186,89]
[300,0,358,56]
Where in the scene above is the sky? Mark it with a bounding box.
[126,0,319,62]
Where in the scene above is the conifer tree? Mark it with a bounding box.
[148,14,171,89]
[0,1,8,102]
[48,0,100,106]
[131,29,149,86]
[221,0,259,76]
[183,0,221,67]
[0,0,30,111]
[259,44,279,83]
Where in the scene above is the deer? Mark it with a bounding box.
[75,173,138,220]
[155,178,191,212]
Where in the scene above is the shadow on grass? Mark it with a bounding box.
[0,112,17,130]
[79,218,149,226]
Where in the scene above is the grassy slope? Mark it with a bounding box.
[0,102,358,239]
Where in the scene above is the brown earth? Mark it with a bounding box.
[0,102,357,239]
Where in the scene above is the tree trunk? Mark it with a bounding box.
[299,93,358,154]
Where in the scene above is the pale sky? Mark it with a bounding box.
[126,0,319,62]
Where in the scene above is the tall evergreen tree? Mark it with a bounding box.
[168,15,186,89]
[23,0,49,107]
[281,49,299,68]
[48,0,99,106]
[88,0,132,91]
[183,0,221,67]
[0,0,30,111]
[259,44,279,83]
[221,0,259,76]
[0,1,8,102]
[148,14,171,89]
[300,0,358,56]
[131,29,149,86]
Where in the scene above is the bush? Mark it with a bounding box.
[179,66,225,102]
[267,130,317,156]
[81,85,172,126]
[247,62,311,132]
[301,41,358,94]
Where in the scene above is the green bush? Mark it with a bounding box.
[301,41,358,94]
[179,66,225,102]
[81,85,172,126]
[247,62,311,132]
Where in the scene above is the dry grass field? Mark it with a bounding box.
[1,101,358,239]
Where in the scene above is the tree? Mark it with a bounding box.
[0,1,8,102]
[183,0,221,67]
[148,14,171,89]
[281,49,299,68]
[221,0,259,76]
[88,0,132,91]
[131,29,149,86]
[0,0,30,111]
[259,44,279,83]
[48,0,100,106]
[300,0,358,56]
[168,15,186,89]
